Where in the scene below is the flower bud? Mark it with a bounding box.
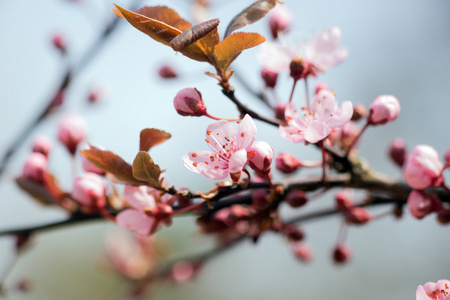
[289,57,305,81]
[248,141,274,175]
[252,190,269,209]
[335,189,353,211]
[57,115,87,155]
[52,33,66,55]
[444,149,450,163]
[333,243,351,264]
[315,81,331,95]
[274,103,286,121]
[171,261,201,283]
[31,135,52,157]
[437,210,450,224]
[276,153,301,174]
[367,95,400,125]
[345,207,372,225]
[291,242,313,262]
[173,88,207,117]
[71,173,106,208]
[159,65,178,79]
[285,190,308,208]
[283,224,304,241]
[22,152,48,183]
[268,6,293,39]
[388,138,407,167]
[351,104,366,121]
[261,68,278,88]
[407,190,435,219]
[403,145,443,190]
[87,81,110,104]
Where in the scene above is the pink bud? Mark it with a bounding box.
[335,189,353,211]
[171,261,200,283]
[173,88,207,117]
[52,33,66,54]
[22,152,47,183]
[285,190,308,208]
[252,190,269,209]
[345,207,372,225]
[58,115,87,155]
[283,224,304,241]
[159,65,178,79]
[444,149,450,163]
[351,104,366,121]
[291,242,313,262]
[276,153,301,174]
[403,145,443,190]
[274,103,286,121]
[437,210,450,224]
[314,81,331,95]
[71,173,106,208]
[268,5,293,39]
[261,68,278,88]
[333,243,351,264]
[388,138,407,167]
[87,81,110,103]
[80,146,105,175]
[248,141,274,175]
[31,135,52,157]
[368,95,400,125]
[407,190,435,219]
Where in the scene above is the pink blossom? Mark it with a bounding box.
[333,243,352,264]
[57,115,87,155]
[275,152,301,174]
[116,185,172,236]
[416,280,450,300]
[258,26,348,75]
[291,242,313,262]
[407,190,435,219]
[368,95,400,125]
[182,114,257,182]
[71,172,106,208]
[268,5,293,39]
[173,88,207,117]
[22,152,48,183]
[31,134,52,157]
[345,207,372,225]
[279,90,353,143]
[403,145,443,190]
[158,64,178,79]
[247,141,274,175]
[286,190,308,208]
[261,68,278,88]
[388,138,407,167]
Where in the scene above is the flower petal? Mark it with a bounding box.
[415,285,431,300]
[327,101,353,128]
[304,120,331,143]
[205,120,237,154]
[237,115,257,150]
[228,149,247,173]
[183,150,229,180]
[116,209,156,236]
[124,185,156,211]
[279,124,305,143]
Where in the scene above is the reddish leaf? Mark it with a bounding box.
[224,0,277,37]
[199,27,220,58]
[16,177,56,206]
[132,152,163,189]
[214,32,265,71]
[136,6,191,31]
[114,4,210,62]
[81,146,144,185]
[112,7,123,18]
[170,18,220,51]
[140,129,171,152]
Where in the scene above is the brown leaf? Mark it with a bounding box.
[199,27,220,57]
[136,6,191,31]
[112,8,124,18]
[81,146,144,185]
[114,4,210,62]
[132,152,163,189]
[140,129,171,152]
[16,177,57,206]
[170,18,220,51]
[214,32,266,72]
[224,0,277,37]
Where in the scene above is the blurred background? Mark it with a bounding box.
[1,0,450,299]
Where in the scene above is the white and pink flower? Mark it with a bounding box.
[71,172,106,208]
[416,280,450,300]
[258,26,348,76]
[403,145,443,190]
[116,185,172,236]
[279,90,353,143]
[182,114,259,182]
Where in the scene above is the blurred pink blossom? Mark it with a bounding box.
[268,5,293,39]
[22,152,48,183]
[71,172,106,208]
[416,280,450,300]
[407,190,435,219]
[403,145,443,190]
[57,115,87,155]
[31,135,52,157]
[368,95,400,125]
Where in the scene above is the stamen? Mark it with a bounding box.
[192,152,197,157]
[333,93,337,96]
[205,138,210,143]
[236,120,241,124]
[193,162,198,167]
[204,161,208,165]
[301,107,307,110]
[241,132,245,137]
[286,116,293,122]
[207,130,211,135]
[215,165,219,169]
